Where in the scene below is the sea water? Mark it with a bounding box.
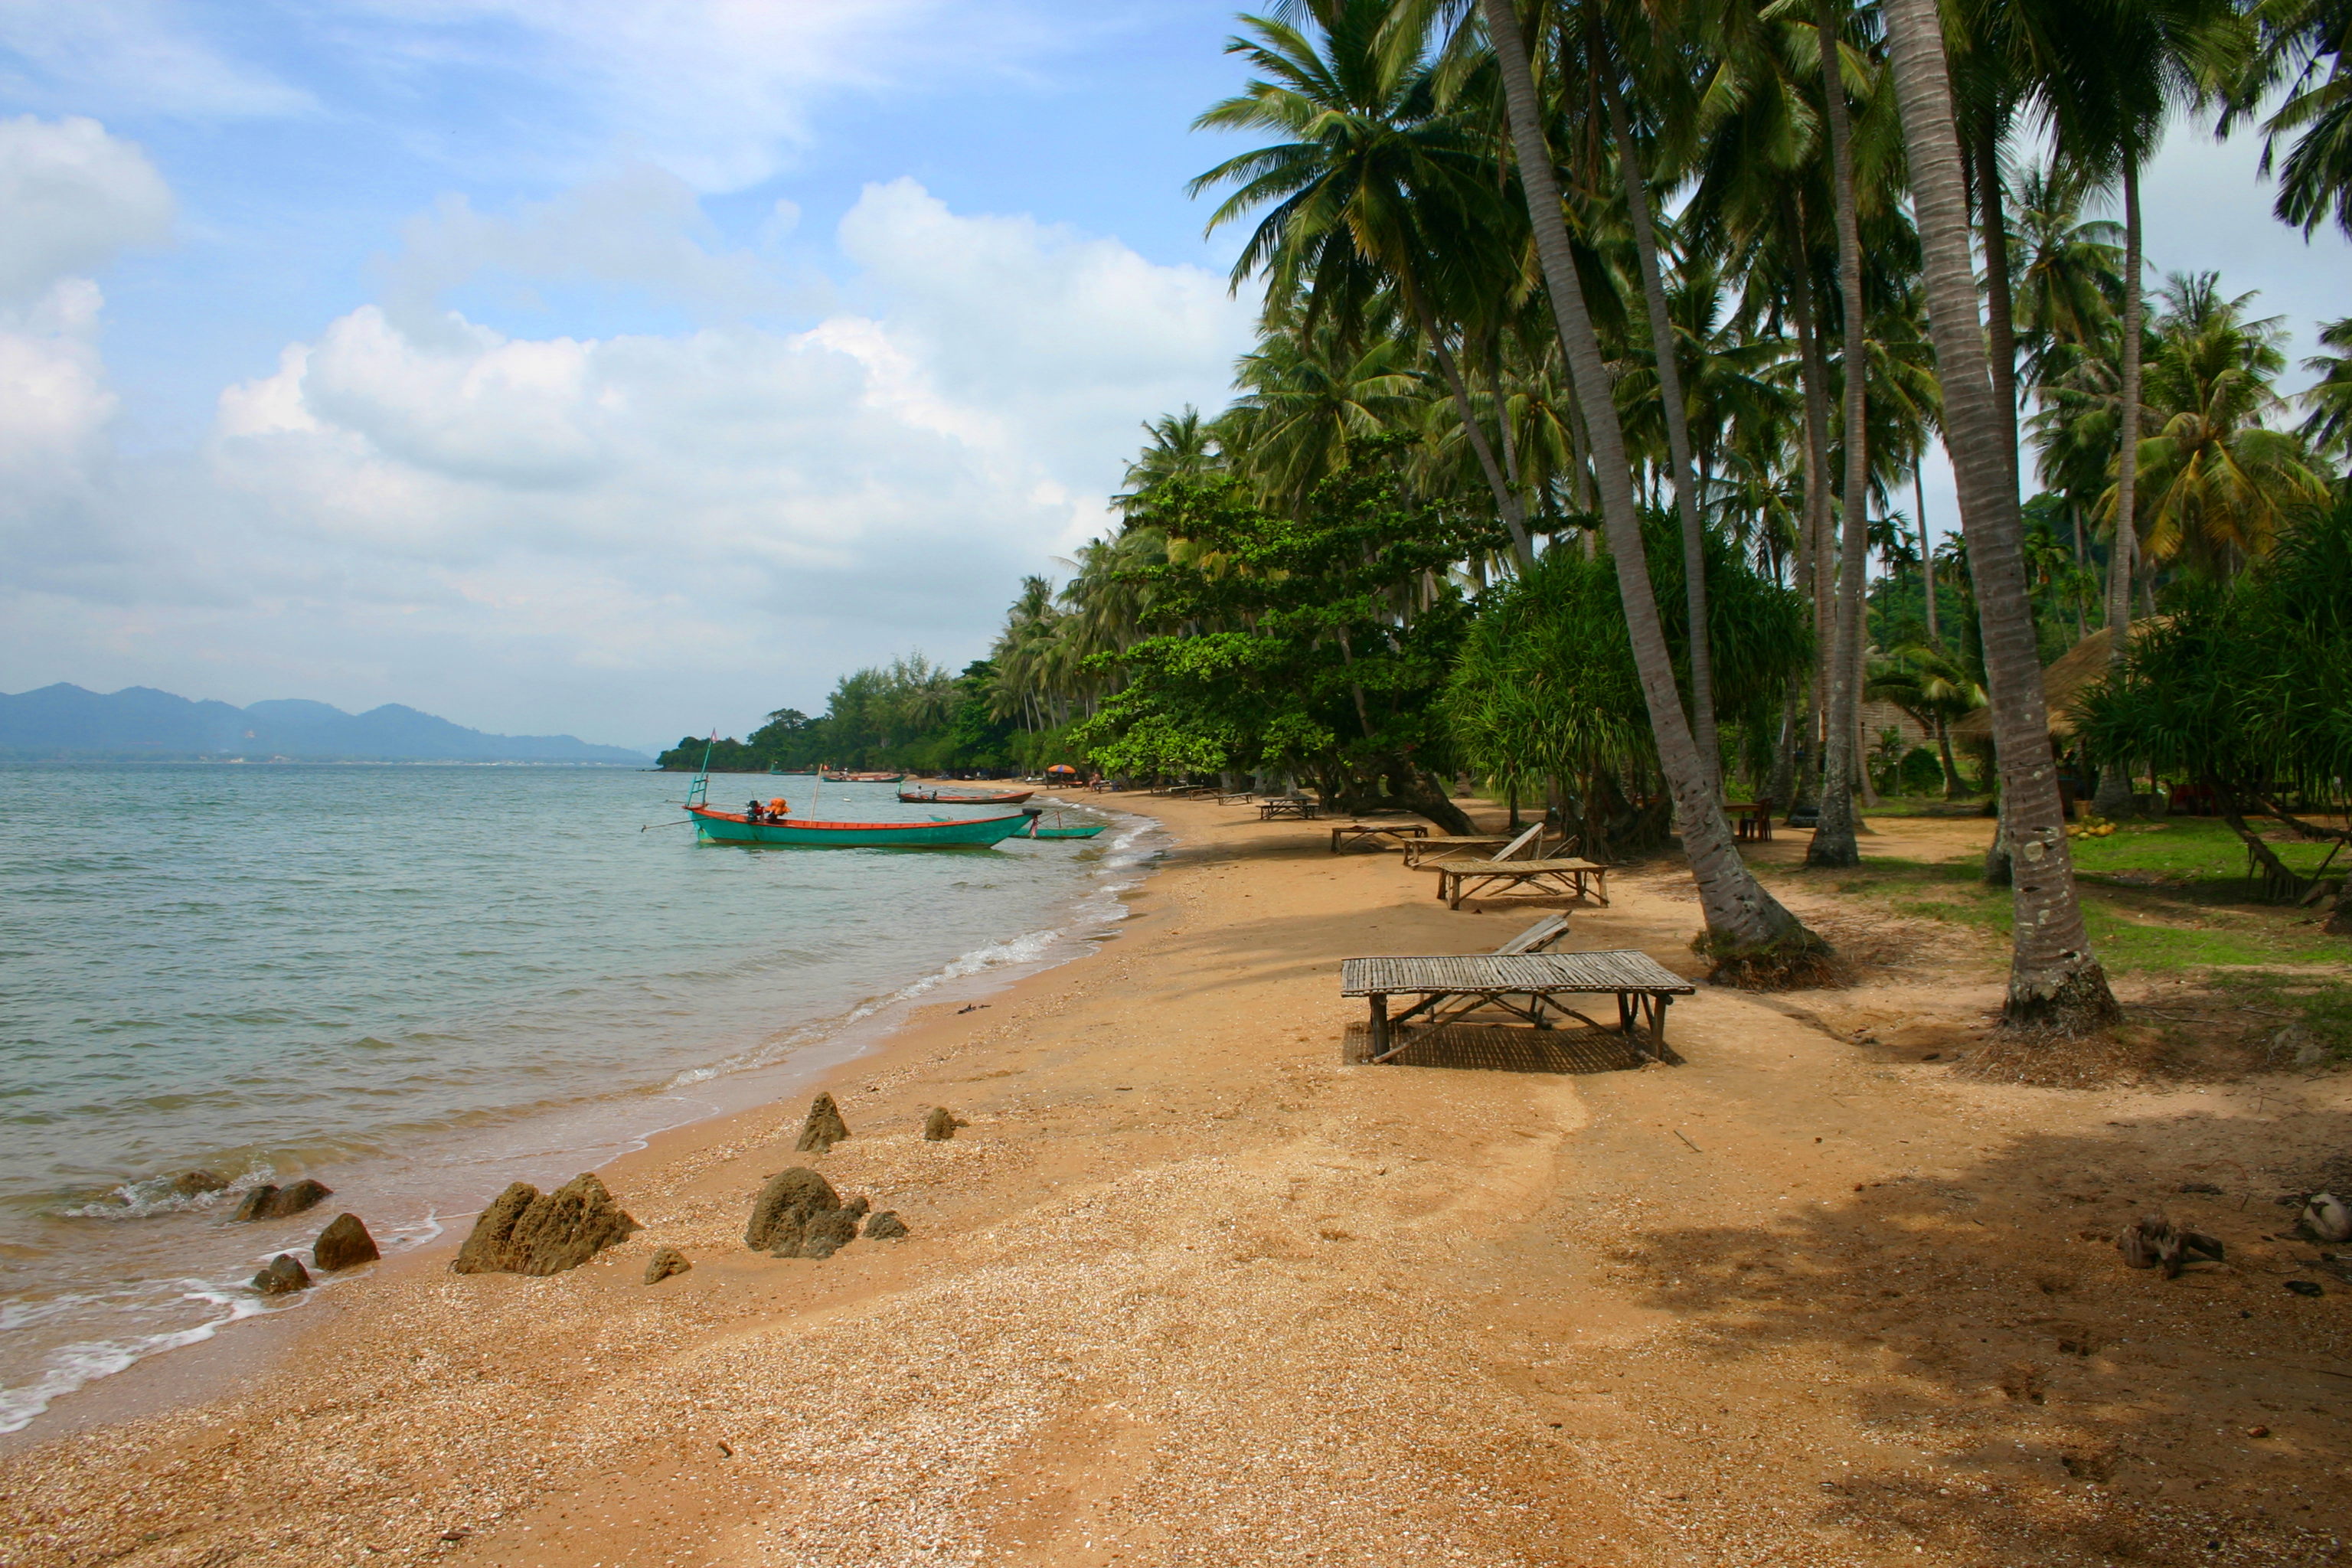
[0,764,1153,1436]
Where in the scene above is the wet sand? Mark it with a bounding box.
[5,795,2351,1566]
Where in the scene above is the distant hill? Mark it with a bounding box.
[0,684,648,763]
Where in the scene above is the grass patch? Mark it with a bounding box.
[2065,815,2349,890]
[1759,850,2349,973]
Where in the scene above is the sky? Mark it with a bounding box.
[1,2,2344,753]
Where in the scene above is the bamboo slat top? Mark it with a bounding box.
[1340,949,1693,997]
[1438,857,1611,874]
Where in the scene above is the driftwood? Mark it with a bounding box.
[2116,1210,2226,1278]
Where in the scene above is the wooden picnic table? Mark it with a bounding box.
[1726,800,1774,842]
[1330,822,1429,853]
[1259,797,1321,820]
[1217,791,1258,805]
[1431,855,1612,910]
[1341,949,1694,1063]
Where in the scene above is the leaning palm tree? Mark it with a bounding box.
[2233,0,2352,239]
[1470,0,1824,975]
[1881,0,2120,1029]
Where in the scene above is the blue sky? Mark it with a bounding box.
[0,2,2344,751]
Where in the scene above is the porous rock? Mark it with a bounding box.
[864,1210,910,1240]
[644,1246,691,1285]
[844,1194,871,1220]
[797,1208,861,1259]
[312,1213,379,1272]
[743,1168,841,1255]
[922,1106,967,1142]
[250,1253,311,1295]
[169,1170,230,1198]
[795,1093,851,1154]
[232,1178,335,1222]
[452,1173,639,1276]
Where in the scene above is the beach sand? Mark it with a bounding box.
[6,795,2351,1566]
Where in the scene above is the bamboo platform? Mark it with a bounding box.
[1339,949,1693,1063]
[1339,1020,1677,1072]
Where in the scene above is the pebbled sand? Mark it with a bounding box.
[5,795,2352,1566]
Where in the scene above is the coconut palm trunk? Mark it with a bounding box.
[1808,0,1872,867]
[1881,0,2122,1029]
[1785,222,1834,812]
[1598,66,1719,790]
[2091,164,2146,818]
[1414,295,1538,570]
[1477,0,1819,965]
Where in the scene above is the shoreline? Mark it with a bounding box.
[6,795,2350,1566]
[0,788,1160,1449]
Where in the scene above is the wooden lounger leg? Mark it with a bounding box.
[1368,993,1389,1062]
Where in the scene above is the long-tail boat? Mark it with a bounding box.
[898,787,1034,805]
[685,804,1038,848]
[1017,808,1109,840]
[820,771,905,783]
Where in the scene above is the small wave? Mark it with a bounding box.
[51,1165,275,1222]
[0,1279,276,1436]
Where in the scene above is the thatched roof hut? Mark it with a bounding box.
[1951,627,2115,743]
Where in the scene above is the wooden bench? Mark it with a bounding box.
[1727,801,1774,842]
[1217,792,1258,805]
[1431,856,1612,910]
[1341,949,1694,1063]
[1259,797,1321,820]
[1330,822,1430,853]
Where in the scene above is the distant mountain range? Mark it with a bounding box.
[0,684,649,763]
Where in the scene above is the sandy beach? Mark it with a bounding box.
[6,792,2351,1567]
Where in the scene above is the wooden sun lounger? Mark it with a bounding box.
[1403,822,1547,869]
[1341,949,1693,1063]
[1432,856,1612,910]
[1329,822,1431,853]
[1259,796,1321,820]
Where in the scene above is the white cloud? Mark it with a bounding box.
[0,113,172,304]
[2,178,1255,743]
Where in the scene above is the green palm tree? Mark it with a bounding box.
[1881,0,2121,1029]
[1865,642,1986,798]
[2122,273,2331,573]
[1224,315,1426,514]
[1116,408,1223,514]
[2295,315,2352,466]
[2233,0,2352,238]
[1191,0,1535,563]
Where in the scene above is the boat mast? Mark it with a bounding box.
[686,733,714,809]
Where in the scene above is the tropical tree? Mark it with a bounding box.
[2235,0,2352,239]
[2294,315,2352,469]
[1881,0,2121,1028]
[1473,0,1825,976]
[1191,0,1536,562]
[2123,273,2331,574]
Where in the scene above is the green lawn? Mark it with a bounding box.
[1753,813,2351,1052]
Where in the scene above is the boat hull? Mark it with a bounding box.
[899,789,1035,805]
[1019,820,1109,839]
[687,807,1034,848]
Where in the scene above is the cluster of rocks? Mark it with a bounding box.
[744,1168,906,1257]
[233,1178,333,1221]
[247,1211,378,1296]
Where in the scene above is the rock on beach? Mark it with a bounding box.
[745,1167,863,1257]
[250,1253,312,1295]
[232,1178,333,1222]
[643,1246,691,1285]
[795,1093,851,1153]
[921,1106,965,1141]
[452,1173,639,1276]
[312,1214,378,1272]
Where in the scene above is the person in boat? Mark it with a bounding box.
[767,797,791,818]
[745,798,766,822]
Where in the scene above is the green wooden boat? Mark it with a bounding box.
[1018,813,1109,840]
[687,805,1037,848]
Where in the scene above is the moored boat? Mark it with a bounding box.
[685,805,1038,848]
[899,787,1035,805]
[1017,808,1109,840]
[820,771,905,783]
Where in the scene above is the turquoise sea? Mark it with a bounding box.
[0,764,1152,1436]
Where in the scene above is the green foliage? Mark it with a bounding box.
[656,661,1018,773]
[1442,514,1810,853]
[2074,493,2352,799]
[1071,443,1494,823]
